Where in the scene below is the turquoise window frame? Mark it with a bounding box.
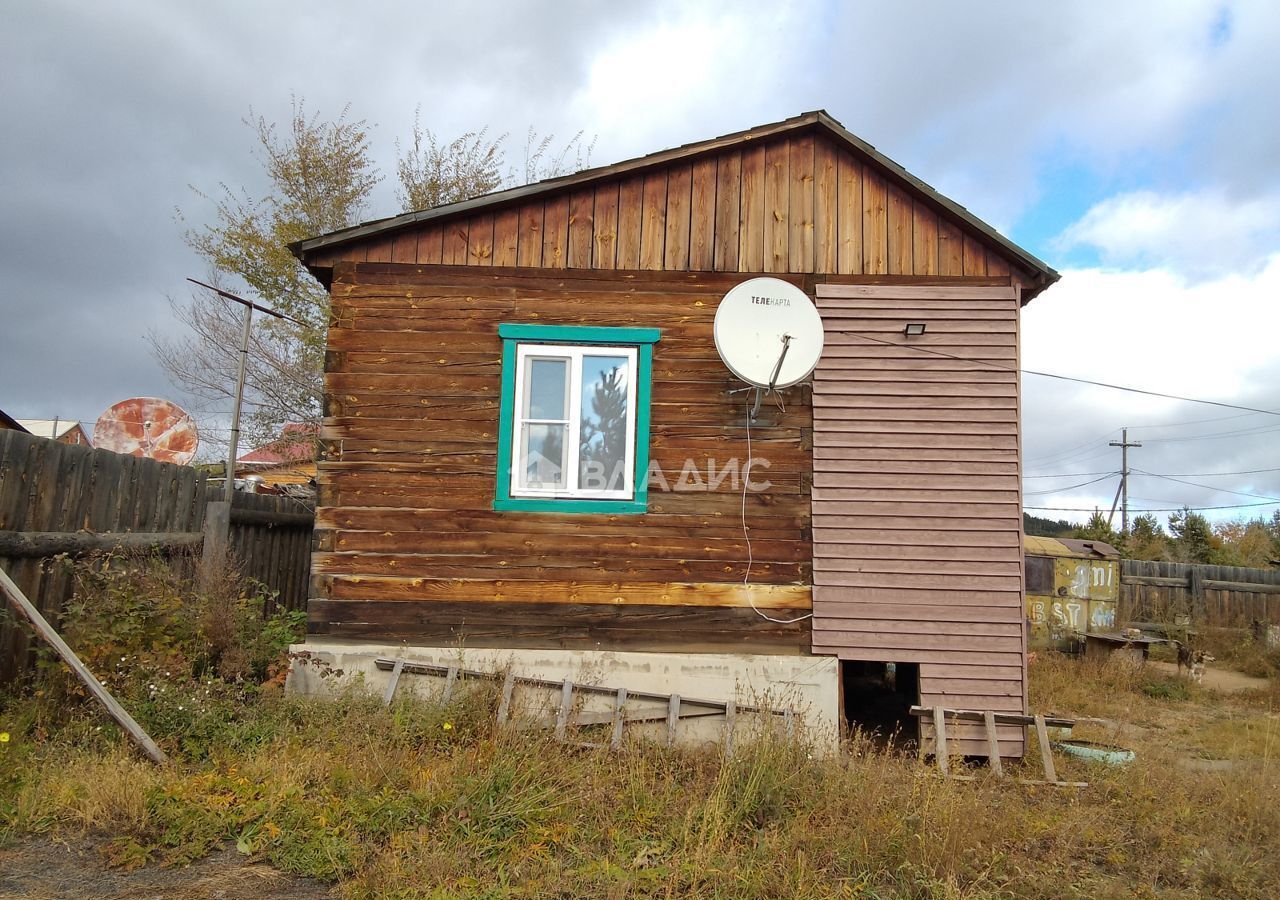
[495,323,659,514]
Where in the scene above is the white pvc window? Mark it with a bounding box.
[511,343,638,500]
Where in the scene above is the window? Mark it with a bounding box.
[495,324,659,513]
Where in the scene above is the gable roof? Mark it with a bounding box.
[0,409,29,432]
[291,110,1059,298]
[237,423,317,465]
[18,419,83,440]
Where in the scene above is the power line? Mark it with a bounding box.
[1138,422,1280,444]
[1023,469,1118,479]
[844,332,1280,417]
[1127,410,1263,431]
[1023,473,1118,496]
[1131,469,1280,503]
[1152,465,1280,478]
[1023,428,1120,465]
[1026,500,1280,513]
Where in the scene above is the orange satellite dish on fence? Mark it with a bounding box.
[93,397,199,465]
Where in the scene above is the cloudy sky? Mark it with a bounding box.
[2,0,1278,526]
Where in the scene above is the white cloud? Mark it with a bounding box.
[1021,255,1280,522]
[1057,189,1280,278]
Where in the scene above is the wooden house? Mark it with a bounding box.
[18,419,91,446]
[0,409,28,433]
[290,111,1058,755]
[236,423,318,488]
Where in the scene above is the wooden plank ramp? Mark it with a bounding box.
[910,706,1086,788]
[374,656,794,751]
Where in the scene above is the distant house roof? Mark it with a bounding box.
[0,409,29,432]
[18,419,83,440]
[1025,535,1121,559]
[238,423,317,465]
[290,109,1059,300]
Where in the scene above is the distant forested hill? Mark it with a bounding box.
[1023,513,1078,537]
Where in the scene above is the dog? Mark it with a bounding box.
[1173,640,1215,684]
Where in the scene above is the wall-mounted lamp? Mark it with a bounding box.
[903,323,927,336]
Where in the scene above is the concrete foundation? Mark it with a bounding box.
[287,639,841,754]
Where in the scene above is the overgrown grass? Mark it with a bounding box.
[4,557,1279,897]
[4,656,1279,899]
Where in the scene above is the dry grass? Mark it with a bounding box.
[3,656,1279,898]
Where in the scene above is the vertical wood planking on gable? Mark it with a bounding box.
[738,144,766,273]
[616,176,644,270]
[711,151,739,272]
[444,222,469,266]
[886,184,913,275]
[962,233,988,276]
[417,224,444,265]
[788,134,816,273]
[593,182,620,270]
[639,171,668,270]
[391,230,418,264]
[938,218,964,275]
[912,205,939,275]
[567,189,595,268]
[492,208,519,267]
[814,139,838,274]
[764,139,790,273]
[365,236,393,262]
[542,194,570,268]
[468,213,494,266]
[862,171,888,275]
[664,163,692,270]
[836,152,863,275]
[985,250,1011,277]
[689,157,717,271]
[516,203,544,267]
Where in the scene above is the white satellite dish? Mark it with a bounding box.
[713,277,824,390]
[93,397,200,465]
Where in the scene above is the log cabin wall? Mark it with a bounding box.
[310,264,814,653]
[811,283,1026,755]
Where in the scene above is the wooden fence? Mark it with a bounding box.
[0,429,313,685]
[1120,559,1280,629]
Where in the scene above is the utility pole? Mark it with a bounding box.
[1108,428,1142,535]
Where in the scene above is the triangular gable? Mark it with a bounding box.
[292,111,1058,300]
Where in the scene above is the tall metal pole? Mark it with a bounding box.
[185,277,303,492]
[226,303,253,490]
[1109,428,1142,535]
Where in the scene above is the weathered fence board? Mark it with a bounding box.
[1119,558,1280,629]
[0,430,313,685]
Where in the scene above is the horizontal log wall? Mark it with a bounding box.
[307,129,1026,283]
[1120,559,1280,628]
[0,430,313,685]
[810,284,1026,755]
[310,265,811,652]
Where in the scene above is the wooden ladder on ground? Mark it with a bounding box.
[910,705,1086,788]
[375,657,795,754]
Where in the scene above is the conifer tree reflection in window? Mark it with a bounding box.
[579,356,629,491]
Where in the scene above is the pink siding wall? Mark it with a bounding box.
[810,284,1027,756]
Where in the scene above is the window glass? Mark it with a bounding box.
[579,355,629,492]
[524,357,567,420]
[519,422,567,490]
[1025,556,1054,595]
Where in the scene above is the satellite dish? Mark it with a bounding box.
[93,397,199,465]
[713,277,824,389]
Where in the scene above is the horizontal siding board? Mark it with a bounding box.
[812,283,1025,755]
